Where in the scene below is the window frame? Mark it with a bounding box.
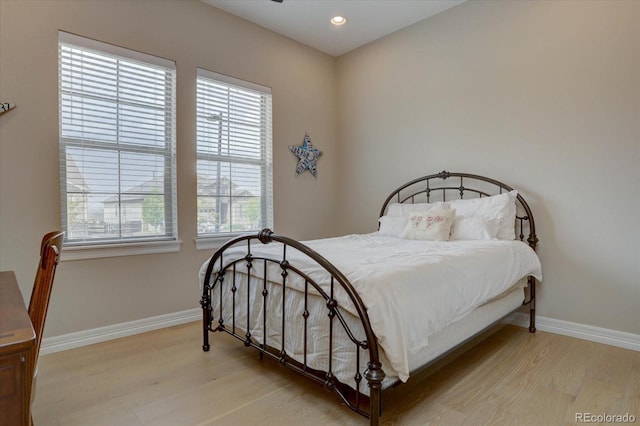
[58,32,180,260]
[195,68,273,249]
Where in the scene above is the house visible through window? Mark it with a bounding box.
[58,32,177,246]
[196,68,273,237]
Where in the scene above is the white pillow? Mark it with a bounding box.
[503,190,518,239]
[451,216,499,240]
[401,209,455,241]
[378,215,408,238]
[448,190,517,240]
[386,201,449,217]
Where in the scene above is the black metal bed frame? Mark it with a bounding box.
[200,171,538,426]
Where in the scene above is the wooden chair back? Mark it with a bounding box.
[28,231,64,366]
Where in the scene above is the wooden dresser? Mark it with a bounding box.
[0,271,35,426]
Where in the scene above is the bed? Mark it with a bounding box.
[199,171,541,425]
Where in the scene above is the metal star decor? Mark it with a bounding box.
[0,103,16,115]
[289,134,322,177]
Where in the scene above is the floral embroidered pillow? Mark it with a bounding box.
[401,209,456,241]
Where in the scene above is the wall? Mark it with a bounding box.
[336,0,639,334]
[1,0,637,341]
[0,0,339,337]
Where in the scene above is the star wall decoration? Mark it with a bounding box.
[0,103,16,115]
[289,134,322,177]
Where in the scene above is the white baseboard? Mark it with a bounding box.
[41,309,639,356]
[40,308,201,355]
[505,312,640,352]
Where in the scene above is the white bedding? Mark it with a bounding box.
[199,233,542,384]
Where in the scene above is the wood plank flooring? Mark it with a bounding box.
[31,323,639,425]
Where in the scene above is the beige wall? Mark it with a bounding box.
[0,0,339,336]
[336,1,640,334]
[1,0,638,340]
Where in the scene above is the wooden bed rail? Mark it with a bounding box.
[200,229,385,424]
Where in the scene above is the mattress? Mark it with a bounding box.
[402,283,525,379]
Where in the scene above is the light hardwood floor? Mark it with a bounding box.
[32,322,639,425]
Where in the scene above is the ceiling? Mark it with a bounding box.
[202,0,465,57]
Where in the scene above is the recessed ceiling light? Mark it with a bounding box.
[331,16,347,26]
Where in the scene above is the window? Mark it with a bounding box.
[196,69,273,239]
[58,32,177,253]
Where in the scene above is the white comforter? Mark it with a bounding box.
[199,233,542,382]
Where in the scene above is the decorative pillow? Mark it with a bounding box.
[378,215,409,238]
[401,209,456,241]
[501,190,518,240]
[448,190,517,240]
[450,216,499,240]
[386,201,449,217]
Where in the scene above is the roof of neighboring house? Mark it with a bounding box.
[103,175,255,204]
[197,175,255,197]
[66,153,91,192]
[103,175,165,204]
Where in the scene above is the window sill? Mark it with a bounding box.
[61,240,182,261]
[195,233,245,251]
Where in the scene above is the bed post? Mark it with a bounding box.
[200,292,211,351]
[527,232,538,334]
[528,277,536,333]
[365,361,385,426]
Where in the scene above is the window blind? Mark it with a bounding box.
[196,68,273,236]
[59,32,177,245]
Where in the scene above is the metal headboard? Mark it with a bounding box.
[379,171,538,250]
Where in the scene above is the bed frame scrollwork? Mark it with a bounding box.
[200,171,538,425]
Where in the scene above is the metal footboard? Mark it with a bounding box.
[200,228,385,424]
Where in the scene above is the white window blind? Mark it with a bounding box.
[196,68,273,236]
[59,32,177,246]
